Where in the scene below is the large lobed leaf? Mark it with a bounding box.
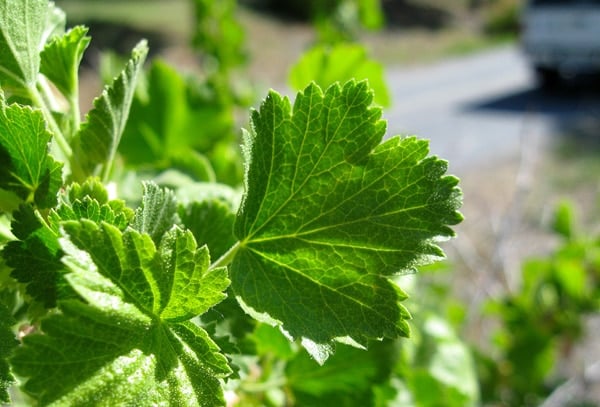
[12,221,232,405]
[4,181,134,309]
[232,80,462,360]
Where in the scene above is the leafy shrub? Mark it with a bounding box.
[481,0,520,37]
[0,0,463,405]
[477,201,600,406]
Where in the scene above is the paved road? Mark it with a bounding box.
[384,45,600,174]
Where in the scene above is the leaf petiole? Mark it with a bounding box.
[210,241,241,270]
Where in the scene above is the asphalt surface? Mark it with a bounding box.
[384,44,600,175]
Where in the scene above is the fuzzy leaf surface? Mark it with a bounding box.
[73,40,148,177]
[232,81,462,356]
[0,97,63,208]
[12,221,231,405]
[131,181,178,244]
[0,0,47,89]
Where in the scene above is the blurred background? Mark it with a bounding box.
[52,0,600,405]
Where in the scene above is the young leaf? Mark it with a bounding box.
[0,303,17,404]
[131,181,178,244]
[40,25,91,100]
[289,43,391,107]
[12,221,231,405]
[232,81,462,359]
[52,177,135,230]
[0,96,63,209]
[50,196,132,231]
[73,40,148,180]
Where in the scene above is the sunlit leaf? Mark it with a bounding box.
[12,221,231,405]
[232,81,462,360]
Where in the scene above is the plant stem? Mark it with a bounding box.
[28,84,72,160]
[210,241,241,270]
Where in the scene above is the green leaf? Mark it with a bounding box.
[158,228,230,321]
[73,40,148,180]
[66,177,109,203]
[287,340,398,406]
[131,181,178,244]
[50,196,133,232]
[40,25,91,100]
[12,221,231,405]
[0,96,63,209]
[552,200,575,239]
[232,81,462,358]
[0,303,17,404]
[192,0,247,71]
[289,44,390,107]
[407,315,480,406]
[179,197,237,261]
[118,60,240,183]
[3,205,64,308]
[48,178,134,232]
[0,0,48,89]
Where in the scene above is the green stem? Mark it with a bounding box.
[37,77,61,112]
[28,85,72,160]
[210,241,241,270]
[69,74,81,132]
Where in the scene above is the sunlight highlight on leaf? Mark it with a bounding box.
[232,80,462,359]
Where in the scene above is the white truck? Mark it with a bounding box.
[521,0,600,87]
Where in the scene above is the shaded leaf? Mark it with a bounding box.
[119,60,241,184]
[3,205,63,308]
[287,339,399,407]
[0,303,17,403]
[179,197,237,261]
